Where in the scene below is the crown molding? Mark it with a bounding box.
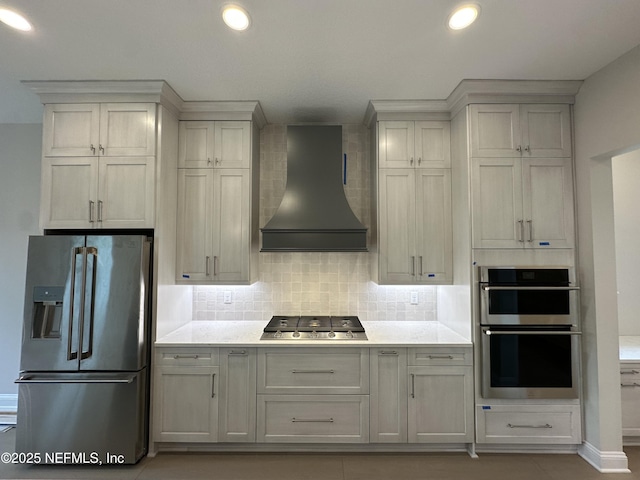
[179,101,267,128]
[364,79,584,125]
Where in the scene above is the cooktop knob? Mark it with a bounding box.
[292,331,301,338]
[328,331,336,338]
[346,330,354,338]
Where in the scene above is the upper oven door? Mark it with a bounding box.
[479,267,579,326]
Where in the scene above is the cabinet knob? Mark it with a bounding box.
[410,157,414,166]
[524,145,530,152]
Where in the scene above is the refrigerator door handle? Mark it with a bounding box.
[15,374,136,384]
[81,247,98,360]
[67,247,84,361]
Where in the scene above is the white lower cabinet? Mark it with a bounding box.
[219,348,257,442]
[475,404,582,444]
[153,348,219,443]
[370,348,408,443]
[621,363,640,439]
[257,395,370,443]
[407,347,474,444]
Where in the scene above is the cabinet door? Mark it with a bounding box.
[522,158,575,248]
[214,121,251,168]
[470,105,521,157]
[212,169,250,282]
[219,348,257,442]
[43,104,100,157]
[378,169,416,284]
[416,169,452,283]
[176,169,214,282]
[97,157,155,228]
[370,349,407,443]
[408,366,474,443]
[40,157,98,229]
[178,121,215,168]
[99,103,156,156]
[520,104,572,158]
[414,121,451,168]
[378,121,415,168]
[153,365,219,443]
[471,158,523,248]
[621,365,640,437]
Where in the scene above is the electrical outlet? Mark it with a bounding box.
[410,291,418,305]
[223,291,232,304]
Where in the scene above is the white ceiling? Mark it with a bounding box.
[2,0,640,124]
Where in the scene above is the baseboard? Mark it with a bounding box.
[578,441,630,473]
[0,394,18,425]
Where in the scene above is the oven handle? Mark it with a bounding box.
[481,286,580,291]
[483,328,582,336]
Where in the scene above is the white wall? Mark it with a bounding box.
[0,124,42,401]
[612,149,640,336]
[574,43,640,467]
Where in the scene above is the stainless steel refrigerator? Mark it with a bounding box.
[15,235,152,464]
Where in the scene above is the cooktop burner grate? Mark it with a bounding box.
[261,315,367,340]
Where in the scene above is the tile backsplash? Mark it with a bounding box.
[192,124,437,322]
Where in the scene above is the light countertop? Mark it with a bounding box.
[620,336,640,361]
[155,320,471,348]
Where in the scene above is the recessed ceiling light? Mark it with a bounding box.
[0,7,32,31]
[447,4,480,30]
[222,4,250,31]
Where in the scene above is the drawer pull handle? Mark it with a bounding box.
[173,354,199,359]
[621,370,640,375]
[229,350,247,355]
[621,382,640,387]
[292,418,334,423]
[410,373,415,398]
[380,350,398,355]
[507,423,552,429]
[291,370,335,374]
[428,355,454,359]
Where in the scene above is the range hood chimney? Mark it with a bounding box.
[261,125,367,252]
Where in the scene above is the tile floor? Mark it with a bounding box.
[1,428,638,480]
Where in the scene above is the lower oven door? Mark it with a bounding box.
[481,326,580,399]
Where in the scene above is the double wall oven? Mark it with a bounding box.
[479,266,581,399]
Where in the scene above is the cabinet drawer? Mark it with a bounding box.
[620,363,640,381]
[257,348,369,394]
[156,347,219,366]
[476,404,581,444]
[257,395,369,443]
[408,347,471,366]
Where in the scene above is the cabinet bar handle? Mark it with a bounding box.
[527,220,533,242]
[418,157,422,166]
[517,220,524,242]
[428,354,454,359]
[507,423,552,429]
[292,418,334,423]
[215,157,220,165]
[97,200,103,223]
[411,256,415,276]
[229,350,246,355]
[380,350,398,355]
[410,157,414,166]
[516,145,522,153]
[621,370,640,375]
[211,373,216,398]
[90,144,96,155]
[621,383,640,387]
[89,200,95,223]
[292,369,335,374]
[205,256,211,276]
[173,354,199,359]
[410,373,415,398]
[99,144,105,154]
[214,256,218,276]
[419,256,423,277]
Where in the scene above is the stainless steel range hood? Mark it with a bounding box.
[261,125,367,252]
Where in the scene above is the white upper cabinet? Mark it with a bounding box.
[178,121,251,169]
[40,156,155,230]
[379,121,450,168]
[470,104,571,158]
[44,103,156,157]
[472,157,574,249]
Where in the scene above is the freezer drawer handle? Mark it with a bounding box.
[16,374,136,384]
[481,285,581,291]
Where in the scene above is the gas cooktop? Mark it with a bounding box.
[260,315,367,340]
